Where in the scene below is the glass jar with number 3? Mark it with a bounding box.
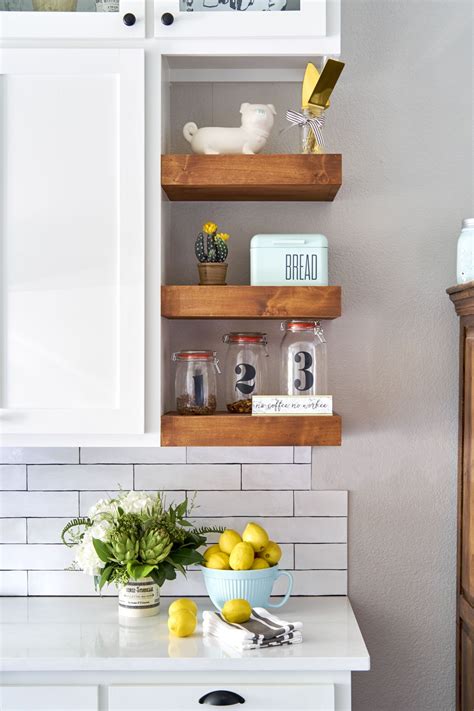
[223,333,269,413]
[280,321,327,396]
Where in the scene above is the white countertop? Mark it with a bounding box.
[0,597,369,673]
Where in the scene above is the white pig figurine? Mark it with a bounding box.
[183,103,276,155]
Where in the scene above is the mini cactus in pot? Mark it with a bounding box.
[195,222,230,285]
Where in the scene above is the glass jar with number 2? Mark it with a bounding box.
[223,333,269,413]
[280,321,327,396]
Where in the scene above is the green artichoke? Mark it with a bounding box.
[111,532,139,564]
[139,528,172,565]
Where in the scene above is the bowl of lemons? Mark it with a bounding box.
[200,522,293,610]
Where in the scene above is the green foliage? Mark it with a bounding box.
[61,517,92,547]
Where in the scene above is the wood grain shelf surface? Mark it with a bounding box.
[161,154,342,201]
[161,285,341,320]
[161,412,342,447]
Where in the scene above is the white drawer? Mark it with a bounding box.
[0,685,98,711]
[108,683,335,710]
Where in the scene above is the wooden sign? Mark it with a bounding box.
[252,395,333,415]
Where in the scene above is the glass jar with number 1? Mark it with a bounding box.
[172,351,220,416]
[223,333,269,413]
[280,321,327,396]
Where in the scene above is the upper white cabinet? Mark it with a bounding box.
[154,0,340,54]
[0,49,145,439]
[0,0,145,39]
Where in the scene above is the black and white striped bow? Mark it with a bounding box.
[286,109,325,147]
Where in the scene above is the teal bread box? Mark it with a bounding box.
[250,234,328,286]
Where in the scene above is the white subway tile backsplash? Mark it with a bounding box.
[0,571,27,596]
[27,519,70,544]
[294,491,348,517]
[0,465,26,490]
[0,448,79,464]
[135,464,240,491]
[28,571,115,596]
[187,447,294,464]
[242,464,311,490]
[192,517,347,543]
[294,447,312,464]
[0,519,27,544]
[0,545,74,570]
[273,570,347,596]
[0,445,349,598]
[193,491,293,517]
[28,465,133,491]
[80,447,186,464]
[0,492,78,518]
[295,544,348,570]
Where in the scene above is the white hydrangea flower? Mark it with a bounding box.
[87,497,118,522]
[75,530,102,576]
[118,490,157,515]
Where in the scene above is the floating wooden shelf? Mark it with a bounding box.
[161,285,341,320]
[161,154,342,201]
[161,412,342,447]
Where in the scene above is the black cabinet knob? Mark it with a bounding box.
[161,12,174,25]
[199,690,245,706]
[122,12,136,26]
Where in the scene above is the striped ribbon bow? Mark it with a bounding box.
[286,109,326,147]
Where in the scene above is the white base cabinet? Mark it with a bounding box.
[0,685,98,711]
[1,672,352,711]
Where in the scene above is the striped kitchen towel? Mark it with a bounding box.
[202,607,303,651]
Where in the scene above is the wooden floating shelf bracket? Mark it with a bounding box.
[161,412,342,447]
[161,285,342,320]
[161,154,342,202]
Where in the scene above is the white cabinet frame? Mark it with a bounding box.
[0,0,145,39]
[0,49,145,437]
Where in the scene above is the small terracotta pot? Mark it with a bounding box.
[198,263,228,286]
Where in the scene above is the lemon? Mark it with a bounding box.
[251,557,270,570]
[229,541,254,570]
[203,544,221,562]
[258,541,282,566]
[218,529,242,555]
[168,609,197,637]
[168,598,198,617]
[221,599,252,624]
[242,522,269,553]
[205,551,231,570]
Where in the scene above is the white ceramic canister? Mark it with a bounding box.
[118,577,160,618]
[457,218,474,284]
[250,234,328,286]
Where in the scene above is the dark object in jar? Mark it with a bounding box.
[227,399,252,414]
[177,394,216,416]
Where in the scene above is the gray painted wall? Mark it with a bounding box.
[169,0,473,708]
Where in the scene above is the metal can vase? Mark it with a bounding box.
[118,577,160,618]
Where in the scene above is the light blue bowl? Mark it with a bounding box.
[200,564,293,610]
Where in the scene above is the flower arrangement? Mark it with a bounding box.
[195,222,230,264]
[61,490,222,590]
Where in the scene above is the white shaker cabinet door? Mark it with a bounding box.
[0,49,144,437]
[154,0,326,38]
[0,685,98,711]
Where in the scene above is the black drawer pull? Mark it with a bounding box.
[161,11,174,25]
[199,690,245,705]
[122,12,136,25]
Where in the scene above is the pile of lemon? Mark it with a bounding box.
[203,522,282,571]
[167,598,198,638]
